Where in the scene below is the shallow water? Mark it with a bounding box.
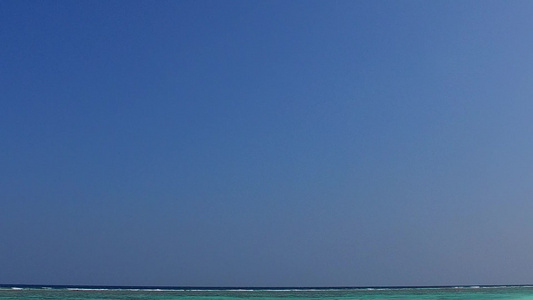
[2,286,533,300]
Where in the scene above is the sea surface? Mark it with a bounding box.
[2,285,533,300]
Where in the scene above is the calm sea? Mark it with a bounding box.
[2,285,533,299]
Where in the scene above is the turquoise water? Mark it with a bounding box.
[2,286,533,300]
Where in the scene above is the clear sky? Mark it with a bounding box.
[2,0,533,287]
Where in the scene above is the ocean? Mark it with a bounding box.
[2,285,533,299]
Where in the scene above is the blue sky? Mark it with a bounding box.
[1,1,533,287]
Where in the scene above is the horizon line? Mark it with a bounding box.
[2,283,533,289]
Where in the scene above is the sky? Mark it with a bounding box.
[1,0,533,288]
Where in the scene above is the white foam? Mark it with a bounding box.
[66,288,109,291]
